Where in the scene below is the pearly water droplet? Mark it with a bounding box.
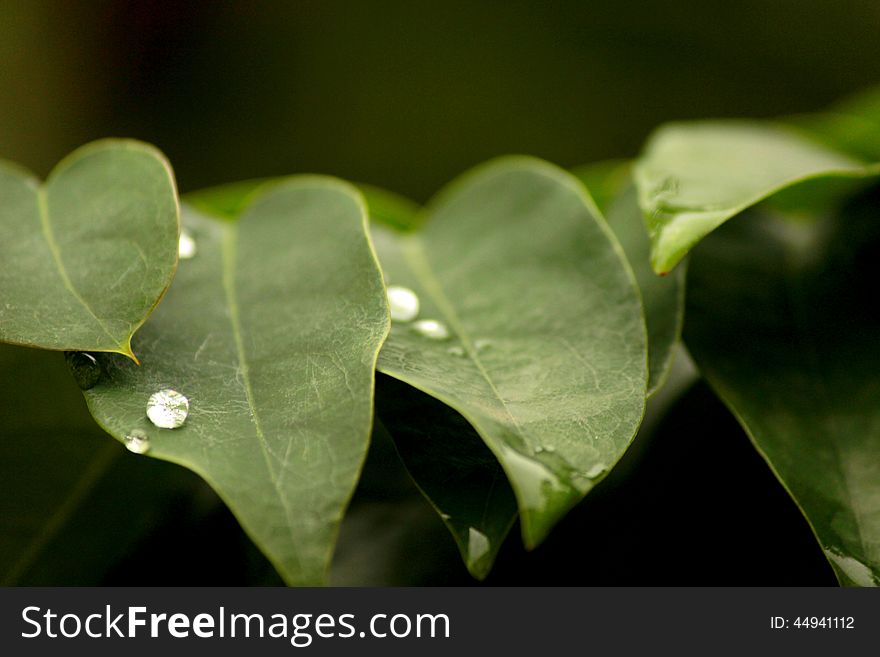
[412,318,450,340]
[178,230,197,259]
[146,389,190,429]
[64,351,102,390]
[446,346,466,357]
[387,286,419,322]
[475,339,493,352]
[124,429,151,454]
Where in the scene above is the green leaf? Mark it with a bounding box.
[0,344,201,585]
[372,156,647,548]
[0,140,179,361]
[684,191,880,586]
[573,166,686,396]
[80,178,390,585]
[634,121,874,274]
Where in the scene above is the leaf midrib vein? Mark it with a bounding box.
[221,226,303,573]
[401,235,532,449]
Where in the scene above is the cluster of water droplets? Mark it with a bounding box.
[124,388,190,455]
[386,285,452,341]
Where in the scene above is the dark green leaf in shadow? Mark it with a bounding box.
[80,178,389,585]
[0,140,179,360]
[685,191,880,586]
[634,121,876,274]
[0,344,201,585]
[372,157,647,549]
[375,374,517,579]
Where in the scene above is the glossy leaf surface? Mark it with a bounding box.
[0,140,179,360]
[81,178,389,585]
[373,157,647,548]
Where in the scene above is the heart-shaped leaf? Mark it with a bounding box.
[634,121,875,274]
[685,192,880,586]
[80,178,389,585]
[372,157,647,548]
[0,140,179,360]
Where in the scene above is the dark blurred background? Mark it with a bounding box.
[3,0,873,585]
[3,0,880,199]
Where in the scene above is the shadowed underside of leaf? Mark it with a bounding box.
[634,121,874,274]
[81,179,389,585]
[373,157,647,549]
[375,374,518,579]
[685,193,880,586]
[0,140,179,360]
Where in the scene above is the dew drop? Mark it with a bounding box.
[178,230,197,259]
[124,429,151,455]
[64,351,102,390]
[475,339,493,352]
[446,346,466,357]
[387,286,419,322]
[412,318,450,340]
[146,389,190,429]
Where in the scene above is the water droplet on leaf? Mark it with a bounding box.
[178,230,197,259]
[124,429,151,455]
[64,351,102,390]
[475,339,492,352]
[446,346,466,357]
[387,285,419,322]
[412,318,450,340]
[146,389,190,429]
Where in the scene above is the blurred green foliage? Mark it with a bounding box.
[3,0,880,198]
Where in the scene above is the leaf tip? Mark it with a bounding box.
[118,343,140,365]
